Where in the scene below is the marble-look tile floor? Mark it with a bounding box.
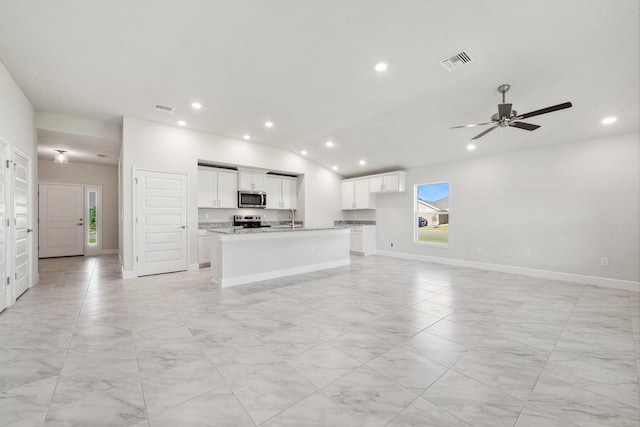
[0,255,638,426]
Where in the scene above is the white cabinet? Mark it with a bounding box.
[341,179,375,210]
[265,176,298,209]
[198,231,211,266]
[349,225,376,256]
[238,170,266,191]
[198,167,238,208]
[369,171,406,193]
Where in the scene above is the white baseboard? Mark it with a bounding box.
[216,259,351,288]
[188,262,200,271]
[375,250,640,292]
[121,267,136,279]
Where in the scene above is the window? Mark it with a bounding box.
[87,188,97,246]
[415,182,450,246]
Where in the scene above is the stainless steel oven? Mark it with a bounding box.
[238,190,267,208]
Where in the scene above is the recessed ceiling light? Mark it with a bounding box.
[265,121,274,128]
[601,116,617,125]
[177,120,186,126]
[325,141,334,148]
[243,134,251,140]
[191,102,202,109]
[374,62,388,72]
[300,150,308,156]
[359,160,366,165]
[332,166,338,171]
[466,143,476,151]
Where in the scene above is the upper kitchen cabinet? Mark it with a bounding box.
[341,178,375,210]
[198,166,238,208]
[265,175,298,210]
[369,171,407,193]
[238,169,267,191]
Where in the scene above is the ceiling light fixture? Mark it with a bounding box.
[265,121,274,128]
[54,149,68,164]
[332,166,338,171]
[177,120,186,126]
[243,134,251,140]
[301,150,308,156]
[359,160,366,165]
[375,62,388,72]
[191,102,202,109]
[325,141,334,148]
[601,116,617,125]
[466,143,476,151]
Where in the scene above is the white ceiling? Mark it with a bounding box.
[0,1,638,176]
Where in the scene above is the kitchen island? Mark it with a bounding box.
[207,227,350,287]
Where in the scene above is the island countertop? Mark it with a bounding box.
[207,226,345,235]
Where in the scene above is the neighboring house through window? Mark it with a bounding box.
[415,181,450,246]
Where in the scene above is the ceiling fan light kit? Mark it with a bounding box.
[452,84,572,140]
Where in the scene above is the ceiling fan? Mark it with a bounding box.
[452,84,572,140]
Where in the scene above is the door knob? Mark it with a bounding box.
[77,223,83,226]
[179,225,187,229]
[27,228,33,233]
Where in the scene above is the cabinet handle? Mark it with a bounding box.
[218,199,221,207]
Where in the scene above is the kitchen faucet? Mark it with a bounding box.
[290,209,295,229]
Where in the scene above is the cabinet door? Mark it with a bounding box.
[265,176,281,209]
[238,172,253,190]
[197,168,215,207]
[350,230,363,253]
[382,174,399,192]
[341,181,355,209]
[217,171,238,208]
[281,178,297,209]
[198,235,211,264]
[369,176,384,193]
[353,179,371,208]
[252,173,266,191]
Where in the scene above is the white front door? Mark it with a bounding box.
[135,169,188,276]
[13,149,31,298]
[38,184,84,258]
[0,139,8,312]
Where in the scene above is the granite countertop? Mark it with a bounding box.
[207,226,346,235]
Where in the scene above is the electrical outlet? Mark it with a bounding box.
[525,251,531,259]
[600,257,609,266]
[476,247,482,254]
[390,242,394,248]
[506,249,512,257]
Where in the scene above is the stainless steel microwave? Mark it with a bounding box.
[238,191,267,208]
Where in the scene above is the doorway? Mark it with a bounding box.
[13,148,32,299]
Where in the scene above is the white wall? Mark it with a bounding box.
[375,133,640,285]
[38,160,119,251]
[0,60,38,303]
[121,117,342,274]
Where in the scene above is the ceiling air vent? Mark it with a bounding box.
[440,50,472,72]
[152,103,175,114]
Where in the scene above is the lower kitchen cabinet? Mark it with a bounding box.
[349,225,376,256]
[198,231,211,266]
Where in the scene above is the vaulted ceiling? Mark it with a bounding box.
[0,1,637,175]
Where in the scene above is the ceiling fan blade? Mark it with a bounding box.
[510,121,540,131]
[471,125,498,140]
[516,102,572,120]
[451,121,495,129]
[498,103,512,118]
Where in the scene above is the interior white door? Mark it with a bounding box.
[13,149,31,298]
[0,139,8,312]
[135,169,188,276]
[38,184,84,258]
